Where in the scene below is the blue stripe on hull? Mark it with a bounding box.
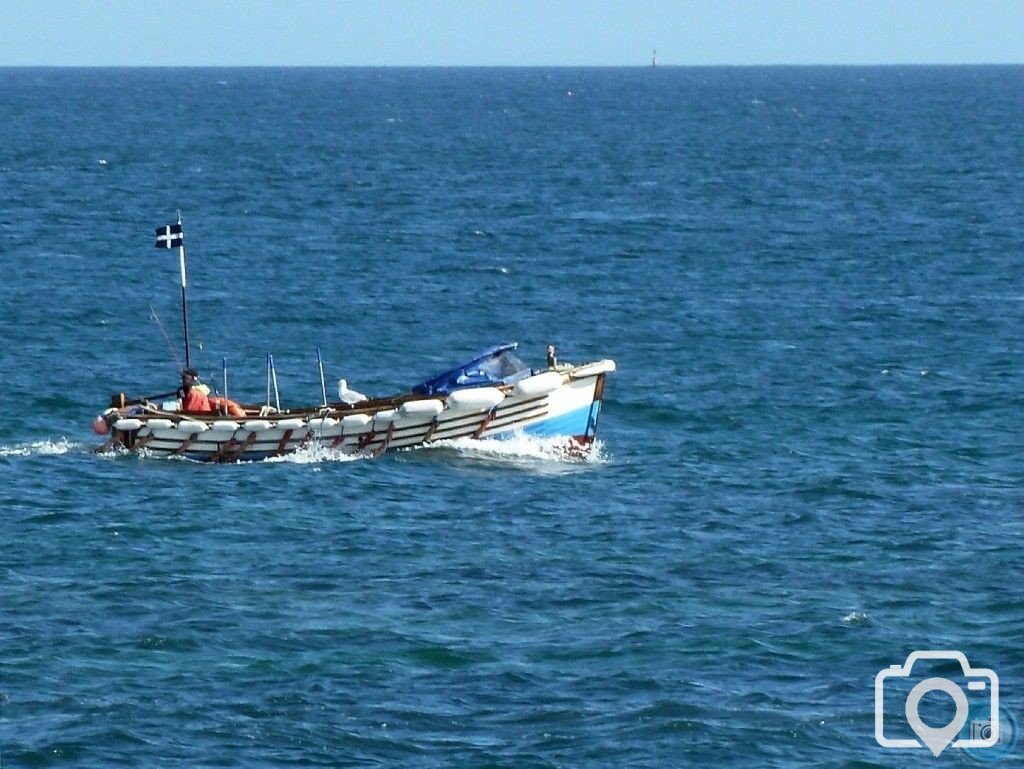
[515,403,597,439]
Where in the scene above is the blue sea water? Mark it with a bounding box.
[1,66,1023,767]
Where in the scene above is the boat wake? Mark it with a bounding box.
[406,433,607,469]
[0,438,79,458]
[257,443,368,465]
[7,434,606,469]
[256,434,606,468]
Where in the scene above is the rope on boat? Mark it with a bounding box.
[371,423,396,457]
[473,407,498,438]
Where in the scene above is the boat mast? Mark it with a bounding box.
[177,210,192,369]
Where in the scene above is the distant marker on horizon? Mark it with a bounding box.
[651,49,657,67]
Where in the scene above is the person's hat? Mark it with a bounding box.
[182,367,200,378]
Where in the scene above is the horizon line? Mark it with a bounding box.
[2,62,1023,69]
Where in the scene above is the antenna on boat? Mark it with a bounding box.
[316,347,328,407]
[222,357,228,413]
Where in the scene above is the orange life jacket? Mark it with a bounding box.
[182,389,212,412]
[209,396,246,417]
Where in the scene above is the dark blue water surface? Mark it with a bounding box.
[2,67,1023,767]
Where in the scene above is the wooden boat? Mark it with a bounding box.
[93,344,614,462]
[92,216,613,462]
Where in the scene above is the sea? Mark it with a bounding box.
[1,67,1022,767]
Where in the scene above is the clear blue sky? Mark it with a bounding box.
[3,0,1023,66]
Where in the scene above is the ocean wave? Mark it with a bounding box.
[841,611,871,626]
[0,438,79,457]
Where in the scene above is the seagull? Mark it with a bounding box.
[338,378,368,405]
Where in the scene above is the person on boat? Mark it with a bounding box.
[178,368,213,412]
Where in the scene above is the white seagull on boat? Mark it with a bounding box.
[338,378,368,404]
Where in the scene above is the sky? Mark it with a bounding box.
[2,0,1023,67]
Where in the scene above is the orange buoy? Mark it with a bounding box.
[92,415,110,435]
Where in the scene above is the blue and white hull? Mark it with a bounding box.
[96,359,614,462]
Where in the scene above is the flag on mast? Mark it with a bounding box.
[155,223,184,249]
[153,215,191,367]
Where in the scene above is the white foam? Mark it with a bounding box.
[259,442,367,465]
[0,438,79,457]
[410,433,606,468]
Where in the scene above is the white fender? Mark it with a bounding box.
[446,387,505,413]
[204,421,240,438]
[512,371,564,397]
[114,418,143,432]
[399,399,445,417]
[137,417,173,437]
[307,417,339,431]
[242,419,272,433]
[276,418,307,432]
[373,409,398,426]
[341,413,372,429]
[176,420,207,433]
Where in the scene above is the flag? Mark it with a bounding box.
[155,223,184,249]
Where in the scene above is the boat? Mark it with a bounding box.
[93,344,615,462]
[91,215,614,462]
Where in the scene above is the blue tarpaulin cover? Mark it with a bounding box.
[411,343,530,395]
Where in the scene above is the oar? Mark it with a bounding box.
[109,389,178,408]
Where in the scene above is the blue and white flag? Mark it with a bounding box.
[155,223,184,249]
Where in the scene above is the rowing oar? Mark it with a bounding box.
[108,390,178,409]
